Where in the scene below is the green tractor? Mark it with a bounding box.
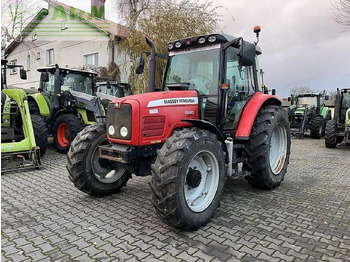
[26,65,106,153]
[288,93,332,139]
[325,88,350,148]
[1,59,48,171]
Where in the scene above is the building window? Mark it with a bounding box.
[37,52,41,60]
[61,20,68,30]
[83,53,99,69]
[32,33,37,41]
[46,49,54,65]
[10,59,17,74]
[27,55,31,71]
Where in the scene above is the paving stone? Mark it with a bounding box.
[1,139,350,261]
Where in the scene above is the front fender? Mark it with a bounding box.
[235,92,282,139]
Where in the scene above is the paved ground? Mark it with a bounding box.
[1,138,350,262]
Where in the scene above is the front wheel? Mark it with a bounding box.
[67,124,131,197]
[53,114,85,153]
[325,120,338,148]
[244,106,291,189]
[309,115,324,139]
[31,115,49,156]
[150,128,226,230]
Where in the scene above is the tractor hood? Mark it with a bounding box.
[107,90,200,146]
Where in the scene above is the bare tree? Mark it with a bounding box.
[289,85,316,96]
[113,0,155,28]
[332,0,350,31]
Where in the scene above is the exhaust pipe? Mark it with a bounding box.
[146,37,156,93]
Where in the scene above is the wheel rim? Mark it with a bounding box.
[91,138,125,183]
[184,150,219,212]
[57,123,70,147]
[269,124,288,175]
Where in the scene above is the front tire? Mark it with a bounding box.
[150,128,226,230]
[67,124,131,197]
[325,120,338,148]
[53,114,85,153]
[309,115,324,139]
[244,106,291,189]
[31,115,49,156]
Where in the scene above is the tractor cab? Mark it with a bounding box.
[37,67,96,112]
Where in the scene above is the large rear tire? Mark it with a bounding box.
[53,114,85,153]
[67,124,131,197]
[309,115,324,139]
[244,106,291,189]
[325,120,338,148]
[31,115,49,156]
[150,128,226,230]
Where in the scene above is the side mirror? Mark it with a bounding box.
[325,95,329,100]
[271,89,276,96]
[288,97,291,101]
[240,42,255,67]
[41,72,49,82]
[20,68,27,80]
[135,57,144,74]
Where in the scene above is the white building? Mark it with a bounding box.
[4,0,130,89]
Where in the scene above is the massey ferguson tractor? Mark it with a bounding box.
[67,27,291,230]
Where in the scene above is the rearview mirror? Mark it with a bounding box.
[41,72,49,82]
[272,89,276,96]
[288,97,291,101]
[240,42,256,67]
[20,68,27,80]
[325,95,329,100]
[135,57,144,74]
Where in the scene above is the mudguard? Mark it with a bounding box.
[235,92,281,139]
[27,93,51,117]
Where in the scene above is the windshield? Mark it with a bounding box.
[97,84,131,97]
[60,73,94,95]
[342,93,350,108]
[297,96,317,106]
[163,46,220,96]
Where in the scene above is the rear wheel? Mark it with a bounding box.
[244,106,291,189]
[67,124,131,197]
[150,128,225,230]
[31,115,49,156]
[53,114,85,153]
[309,115,324,139]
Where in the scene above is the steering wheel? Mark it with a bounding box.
[196,75,212,91]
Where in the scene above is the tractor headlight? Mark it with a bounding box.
[175,41,181,48]
[208,35,217,43]
[198,37,206,44]
[108,125,115,136]
[120,126,128,137]
[168,43,174,50]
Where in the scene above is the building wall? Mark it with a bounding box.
[5,6,129,89]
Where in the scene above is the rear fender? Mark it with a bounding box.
[235,92,282,139]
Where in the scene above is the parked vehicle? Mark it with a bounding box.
[95,80,131,110]
[288,93,332,139]
[67,27,291,230]
[325,88,350,148]
[26,65,105,153]
[1,59,48,171]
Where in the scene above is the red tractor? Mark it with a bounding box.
[67,27,291,230]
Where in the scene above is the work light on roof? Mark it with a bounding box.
[168,43,174,50]
[175,41,181,48]
[198,37,206,44]
[208,35,216,43]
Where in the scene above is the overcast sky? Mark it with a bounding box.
[37,0,350,98]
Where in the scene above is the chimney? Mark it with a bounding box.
[91,0,106,19]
